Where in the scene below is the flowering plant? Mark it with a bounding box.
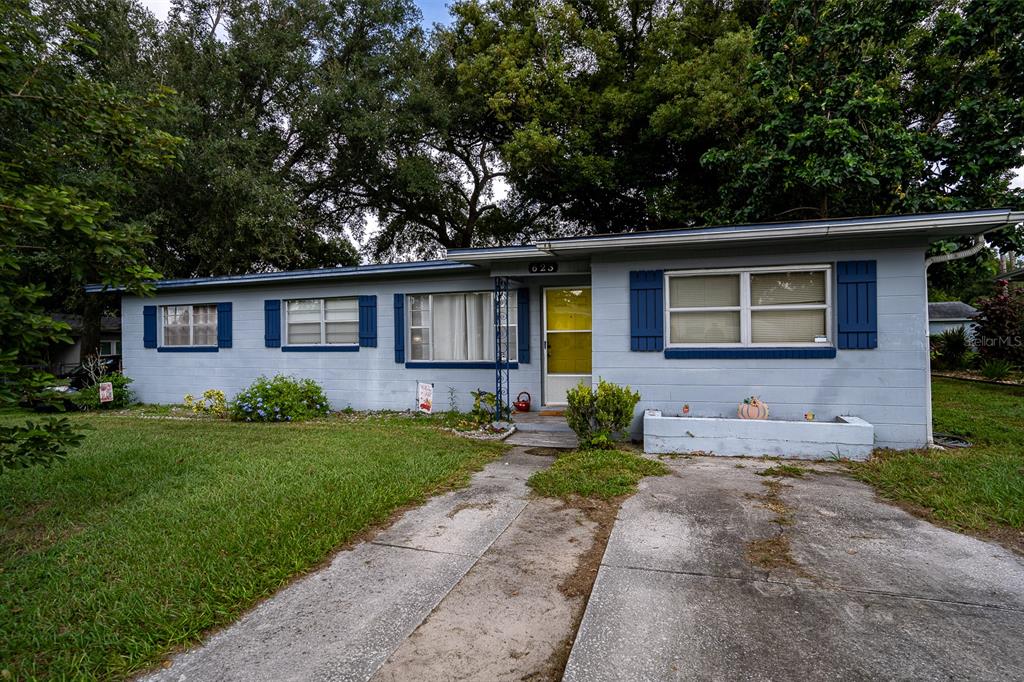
[229,375,330,423]
[183,389,228,417]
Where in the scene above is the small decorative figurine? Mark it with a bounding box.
[738,396,769,420]
[681,404,690,416]
[804,411,815,421]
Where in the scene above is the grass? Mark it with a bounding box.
[850,377,1024,546]
[757,463,809,478]
[527,448,668,500]
[0,409,505,680]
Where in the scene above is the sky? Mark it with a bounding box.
[139,0,453,26]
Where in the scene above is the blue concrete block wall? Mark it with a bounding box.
[589,242,931,449]
[121,273,545,413]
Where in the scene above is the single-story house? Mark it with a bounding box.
[47,314,122,374]
[927,301,979,337]
[89,209,1023,454]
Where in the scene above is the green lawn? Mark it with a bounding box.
[528,448,668,500]
[851,377,1024,545]
[0,410,504,680]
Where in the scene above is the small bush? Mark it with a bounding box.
[979,358,1014,381]
[229,375,330,422]
[566,379,641,449]
[184,389,228,417]
[932,327,971,369]
[71,373,134,410]
[974,281,1024,365]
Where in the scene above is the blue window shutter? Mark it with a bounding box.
[264,299,281,348]
[143,305,157,348]
[517,288,530,364]
[359,295,377,347]
[630,270,664,351]
[217,302,232,348]
[836,261,877,349]
[393,294,405,363]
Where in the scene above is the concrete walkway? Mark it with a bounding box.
[143,449,551,682]
[564,457,1024,681]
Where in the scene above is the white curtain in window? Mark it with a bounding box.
[192,305,218,346]
[465,293,492,361]
[162,306,190,346]
[287,300,322,344]
[432,294,468,361]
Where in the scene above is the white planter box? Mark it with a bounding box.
[643,411,874,460]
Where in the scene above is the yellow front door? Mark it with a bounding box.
[544,287,592,404]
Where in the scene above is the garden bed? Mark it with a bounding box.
[643,410,874,460]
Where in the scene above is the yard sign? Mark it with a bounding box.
[98,382,114,404]
[417,382,433,413]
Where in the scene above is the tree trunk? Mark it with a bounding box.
[80,294,102,363]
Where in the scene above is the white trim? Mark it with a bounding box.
[664,265,833,348]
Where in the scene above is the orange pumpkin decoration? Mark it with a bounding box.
[738,397,769,420]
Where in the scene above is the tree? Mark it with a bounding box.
[443,0,762,234]
[704,0,1024,228]
[0,0,180,470]
[352,23,559,260]
[133,0,399,277]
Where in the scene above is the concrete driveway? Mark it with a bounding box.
[564,457,1024,681]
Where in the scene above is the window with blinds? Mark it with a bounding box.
[666,267,830,346]
[285,298,359,345]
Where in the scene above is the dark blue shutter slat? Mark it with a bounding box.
[143,305,157,348]
[393,294,405,363]
[217,302,232,348]
[837,261,877,349]
[359,295,377,347]
[264,300,281,348]
[517,287,530,364]
[630,270,664,351]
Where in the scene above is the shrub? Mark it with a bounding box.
[184,389,228,417]
[973,281,1024,365]
[979,358,1014,381]
[71,373,135,410]
[229,375,330,422]
[565,379,641,449]
[932,327,971,369]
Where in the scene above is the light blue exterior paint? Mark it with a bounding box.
[589,241,931,449]
[120,240,933,449]
[122,272,549,413]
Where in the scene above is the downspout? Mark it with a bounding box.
[921,234,989,446]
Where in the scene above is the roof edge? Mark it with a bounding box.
[85,260,478,293]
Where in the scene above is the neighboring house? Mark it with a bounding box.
[927,301,978,337]
[89,209,1023,450]
[47,314,122,374]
